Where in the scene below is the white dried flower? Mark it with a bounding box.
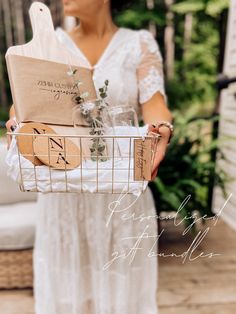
[76,81,83,87]
[67,69,77,76]
[81,101,95,111]
[80,92,89,99]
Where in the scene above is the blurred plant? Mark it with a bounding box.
[149,113,229,229]
[0,107,8,122]
[115,0,228,116]
[172,0,229,17]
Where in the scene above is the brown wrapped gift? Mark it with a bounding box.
[6,54,97,126]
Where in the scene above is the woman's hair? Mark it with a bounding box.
[111,0,133,13]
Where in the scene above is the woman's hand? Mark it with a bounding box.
[141,92,173,180]
[148,124,170,180]
[5,118,17,149]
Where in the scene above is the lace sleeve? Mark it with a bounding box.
[137,30,167,104]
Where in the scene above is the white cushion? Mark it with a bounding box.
[0,139,37,204]
[0,201,37,249]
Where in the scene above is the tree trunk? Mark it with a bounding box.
[183,12,193,59]
[146,0,156,37]
[2,0,13,48]
[0,54,8,112]
[0,0,10,111]
[164,0,175,80]
[12,0,25,44]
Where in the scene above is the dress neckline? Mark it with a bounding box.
[56,27,124,70]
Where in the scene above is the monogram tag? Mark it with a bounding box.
[33,134,81,170]
[17,122,56,165]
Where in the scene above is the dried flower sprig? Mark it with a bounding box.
[67,67,109,161]
[89,80,110,161]
[98,79,109,99]
[67,68,77,76]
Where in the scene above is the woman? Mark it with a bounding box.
[6,0,173,313]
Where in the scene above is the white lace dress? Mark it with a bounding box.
[34,27,167,314]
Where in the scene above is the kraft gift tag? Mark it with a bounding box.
[134,138,152,181]
[17,122,56,165]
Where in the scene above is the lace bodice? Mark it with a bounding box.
[55,27,167,119]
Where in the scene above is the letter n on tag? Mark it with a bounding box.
[134,138,152,181]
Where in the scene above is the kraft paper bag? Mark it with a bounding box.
[6,54,97,126]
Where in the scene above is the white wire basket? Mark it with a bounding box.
[7,131,161,195]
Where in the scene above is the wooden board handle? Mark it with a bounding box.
[5,1,87,66]
[29,2,55,38]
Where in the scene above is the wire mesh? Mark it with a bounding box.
[8,131,161,194]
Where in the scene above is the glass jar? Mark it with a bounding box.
[72,99,110,162]
[101,104,140,159]
[107,104,139,129]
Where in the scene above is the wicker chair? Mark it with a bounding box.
[0,140,37,289]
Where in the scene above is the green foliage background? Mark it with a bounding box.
[116,0,228,115]
[115,0,229,222]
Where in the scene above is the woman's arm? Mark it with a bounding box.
[5,105,17,149]
[6,104,16,125]
[141,91,173,180]
[142,92,172,124]
[9,105,15,119]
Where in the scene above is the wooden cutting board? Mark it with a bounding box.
[5,2,97,126]
[5,2,96,159]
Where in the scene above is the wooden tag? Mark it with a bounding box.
[33,135,81,170]
[134,138,152,181]
[49,125,92,158]
[17,122,56,165]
